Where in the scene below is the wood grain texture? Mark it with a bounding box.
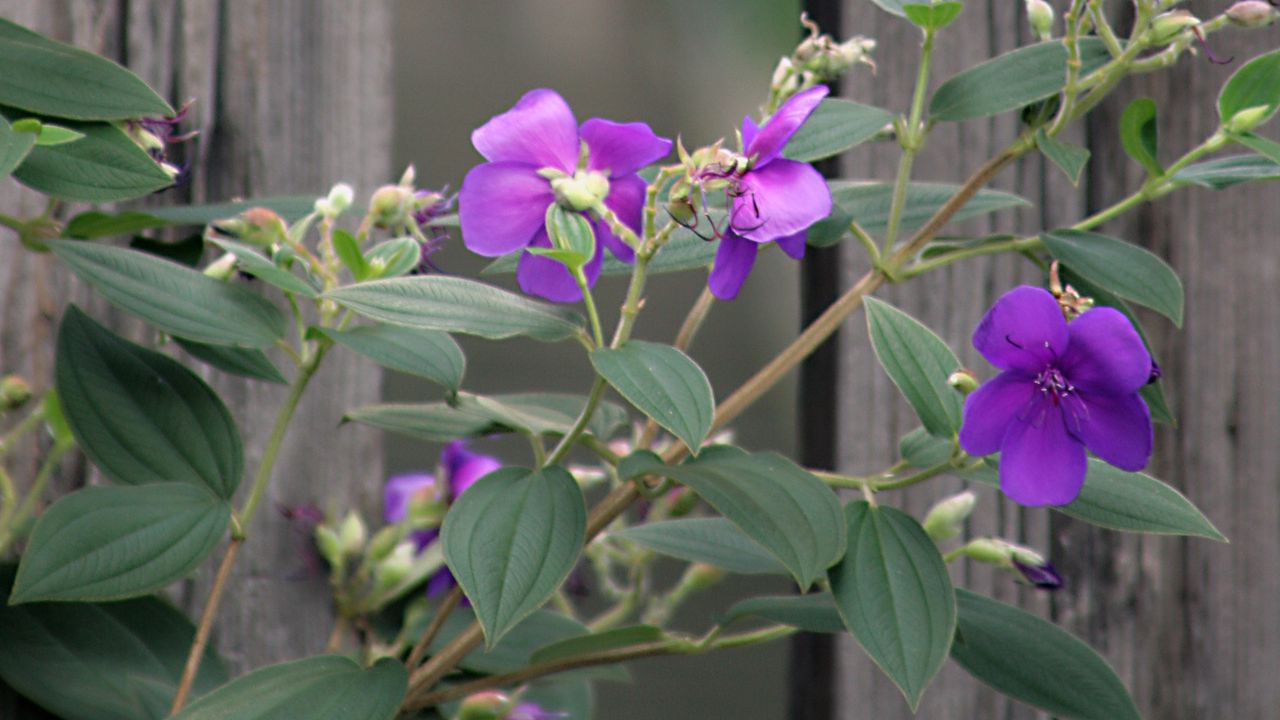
[832,2,1277,718]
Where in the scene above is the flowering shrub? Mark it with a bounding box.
[0,5,1276,719]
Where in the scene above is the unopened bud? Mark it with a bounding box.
[666,487,700,517]
[314,525,343,569]
[208,207,288,247]
[922,491,977,541]
[958,537,1008,565]
[686,563,727,591]
[1146,10,1200,44]
[399,165,417,187]
[372,541,415,593]
[1227,0,1279,27]
[793,14,876,81]
[367,524,402,563]
[369,185,415,228]
[1025,0,1055,41]
[1225,104,1274,134]
[947,369,980,396]
[202,252,237,281]
[0,375,32,411]
[337,511,367,557]
[316,182,355,217]
[456,691,513,720]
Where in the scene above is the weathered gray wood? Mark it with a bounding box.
[0,1,392,672]
[833,2,1278,718]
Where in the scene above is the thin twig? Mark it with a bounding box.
[405,586,463,669]
[170,539,242,713]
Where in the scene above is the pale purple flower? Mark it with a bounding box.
[507,703,566,720]
[459,89,671,302]
[959,286,1153,506]
[705,85,833,299]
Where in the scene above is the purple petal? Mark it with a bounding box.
[1060,307,1152,394]
[581,118,671,176]
[999,402,1088,506]
[384,473,436,523]
[596,174,646,263]
[471,89,578,170]
[746,85,828,166]
[972,286,1069,373]
[1072,391,1153,471]
[1012,558,1063,590]
[708,233,759,300]
[426,569,457,599]
[409,528,439,552]
[441,441,502,499]
[959,372,1037,456]
[459,162,553,256]
[516,229,603,303]
[741,115,760,148]
[775,231,807,260]
[734,159,832,242]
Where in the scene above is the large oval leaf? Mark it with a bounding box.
[864,297,963,436]
[319,324,464,393]
[11,121,173,201]
[614,517,788,575]
[442,466,587,647]
[346,392,628,442]
[828,181,1030,237]
[10,484,230,603]
[720,593,846,634]
[951,589,1141,720]
[171,655,406,720]
[1171,153,1280,189]
[56,306,244,498]
[175,337,287,384]
[829,502,955,710]
[591,341,714,454]
[783,99,893,162]
[51,241,286,347]
[326,276,582,342]
[1218,49,1280,128]
[1042,229,1183,326]
[929,38,1110,122]
[646,448,845,590]
[0,566,226,720]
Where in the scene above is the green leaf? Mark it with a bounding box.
[10,120,173,201]
[829,502,954,709]
[208,238,320,299]
[364,236,421,279]
[32,122,84,145]
[484,216,724,278]
[0,113,36,178]
[719,593,845,634]
[51,241,287,347]
[170,655,406,720]
[930,38,1110,122]
[951,589,1141,720]
[614,518,788,575]
[175,338,287,384]
[0,567,227,720]
[903,1,964,30]
[864,297,963,436]
[1218,50,1280,129]
[425,607,592,676]
[0,20,172,120]
[327,276,583,342]
[531,625,664,666]
[1060,460,1223,539]
[870,0,911,17]
[1042,229,1183,326]
[1171,153,1280,189]
[542,204,597,270]
[591,341,714,454]
[898,426,955,468]
[65,198,326,241]
[346,392,627,442]
[782,99,894,162]
[320,325,463,392]
[1035,129,1090,186]
[1233,131,1280,165]
[442,466,587,647]
[65,211,181,239]
[804,204,855,248]
[333,228,370,280]
[829,181,1030,237]
[56,306,244,498]
[10,484,229,603]
[131,234,204,267]
[1119,97,1162,176]
[643,448,845,590]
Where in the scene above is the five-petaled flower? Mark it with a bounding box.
[459,89,671,302]
[704,85,833,299]
[959,286,1153,506]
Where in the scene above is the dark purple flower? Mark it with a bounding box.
[705,86,833,300]
[410,188,455,274]
[1012,557,1064,590]
[459,89,671,302]
[959,286,1153,506]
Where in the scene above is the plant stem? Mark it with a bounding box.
[169,538,242,713]
[880,28,936,258]
[0,407,44,458]
[546,377,606,467]
[573,269,606,348]
[673,287,716,352]
[406,585,463,669]
[0,441,70,557]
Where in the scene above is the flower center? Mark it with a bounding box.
[1033,367,1074,406]
[549,170,610,212]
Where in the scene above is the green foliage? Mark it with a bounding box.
[1035,129,1091,185]
[1218,49,1280,130]
[864,297,963,436]
[320,325,465,393]
[782,99,894,162]
[720,593,845,634]
[828,181,1030,237]
[175,338,288,385]
[208,238,321,298]
[1042,229,1184,326]
[1119,98,1162,176]
[530,625,664,666]
[614,518,788,575]
[346,392,628,442]
[10,120,173,201]
[903,1,964,30]
[591,341,714,454]
[0,114,36,179]
[424,608,594,676]
[538,205,597,270]
[1171,153,1280,188]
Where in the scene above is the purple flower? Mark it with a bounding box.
[959,286,1153,506]
[459,89,671,302]
[1012,557,1064,590]
[705,86,833,300]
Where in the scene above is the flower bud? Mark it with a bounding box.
[202,252,237,281]
[372,541,415,594]
[456,691,513,720]
[316,182,355,217]
[922,491,977,541]
[1225,104,1274,134]
[366,524,402,563]
[550,170,610,212]
[208,207,288,247]
[947,369,980,396]
[958,537,1008,565]
[793,14,876,82]
[0,375,32,412]
[1226,0,1279,28]
[685,562,727,592]
[337,511,367,557]
[1025,0,1055,41]
[1146,10,1200,44]
[314,525,343,570]
[369,185,415,229]
[666,487,700,517]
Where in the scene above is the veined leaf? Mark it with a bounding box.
[1042,229,1183,326]
[591,341,714,454]
[320,324,464,393]
[864,297,963,436]
[11,120,173,201]
[720,593,845,634]
[614,518,788,575]
[930,39,1110,122]
[345,392,628,442]
[829,181,1030,238]
[1119,98,1162,176]
[783,99,893,162]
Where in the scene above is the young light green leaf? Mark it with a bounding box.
[0,567,227,720]
[1042,229,1184,326]
[51,241,287,347]
[207,238,321,299]
[33,122,84,145]
[614,518,788,575]
[0,114,36,178]
[542,204,597,270]
[829,502,955,710]
[929,38,1109,121]
[591,341,714,454]
[170,655,406,720]
[864,297,963,436]
[1171,153,1280,189]
[643,448,846,590]
[12,121,173,201]
[0,19,172,120]
[364,236,421,279]
[333,228,370,280]
[326,276,583,342]
[829,181,1030,237]
[1035,129,1091,186]
[1218,50,1280,130]
[320,325,464,392]
[10,484,230,604]
[530,625,665,666]
[1119,97,1162,176]
[903,1,964,30]
[719,593,846,634]
[782,99,894,162]
[443,466,587,647]
[175,338,287,385]
[57,307,244,498]
[1233,131,1280,165]
[952,589,1141,720]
